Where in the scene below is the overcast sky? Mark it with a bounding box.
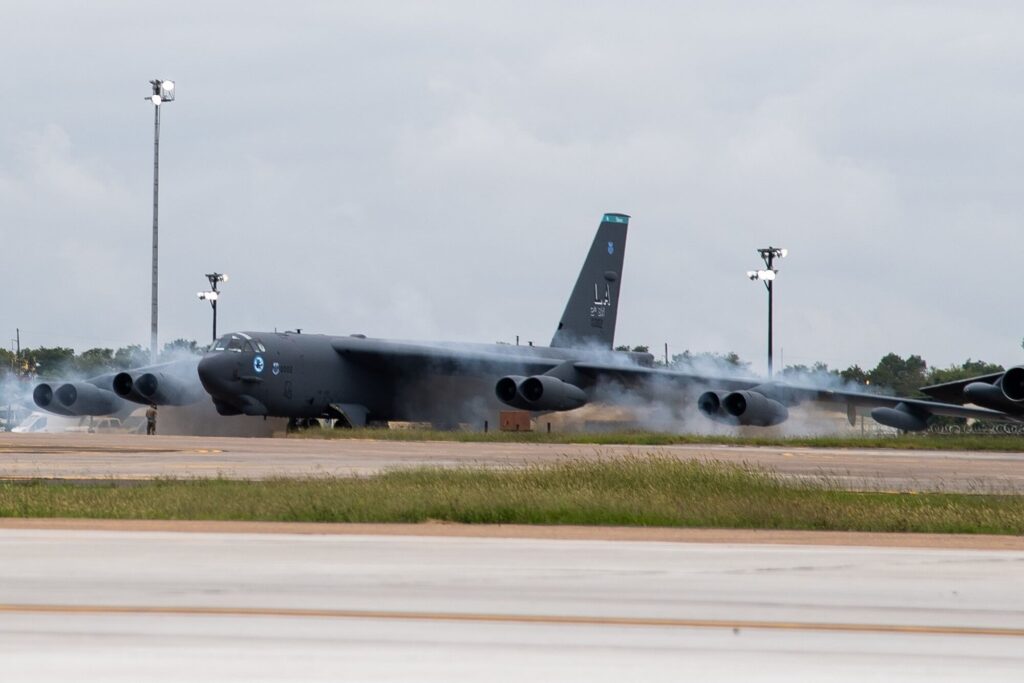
[2,1,1022,373]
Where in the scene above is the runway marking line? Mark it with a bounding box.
[1,604,1021,638]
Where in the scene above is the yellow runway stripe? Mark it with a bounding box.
[0,604,1022,637]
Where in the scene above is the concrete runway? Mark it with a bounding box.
[3,432,1024,491]
[1,527,1023,682]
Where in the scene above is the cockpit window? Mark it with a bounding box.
[255,341,266,353]
[212,334,258,353]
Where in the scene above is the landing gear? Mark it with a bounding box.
[286,417,322,432]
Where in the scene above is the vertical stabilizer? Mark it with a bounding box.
[550,213,629,349]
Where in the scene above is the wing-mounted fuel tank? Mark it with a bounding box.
[698,383,791,427]
[112,359,203,406]
[495,363,589,412]
[870,402,930,432]
[33,379,123,416]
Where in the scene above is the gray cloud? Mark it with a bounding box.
[2,1,1023,373]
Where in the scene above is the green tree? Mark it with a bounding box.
[670,350,749,370]
[0,349,14,379]
[21,347,75,378]
[840,364,868,385]
[113,345,150,369]
[867,353,928,396]
[159,339,202,361]
[925,359,1004,386]
[75,348,115,376]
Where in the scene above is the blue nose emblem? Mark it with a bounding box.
[607,241,614,255]
[253,356,265,373]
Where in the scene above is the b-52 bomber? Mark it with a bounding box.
[196,213,1014,431]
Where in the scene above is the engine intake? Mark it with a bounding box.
[112,372,147,403]
[1002,367,1024,402]
[697,391,735,425]
[495,376,526,406]
[33,383,74,416]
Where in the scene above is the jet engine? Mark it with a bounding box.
[112,372,148,404]
[32,383,75,416]
[1001,367,1024,402]
[494,375,587,411]
[52,382,123,416]
[721,390,789,427]
[519,375,587,411]
[870,402,929,432]
[115,368,202,405]
[963,380,1022,412]
[495,376,530,410]
[132,371,203,406]
[696,391,735,425]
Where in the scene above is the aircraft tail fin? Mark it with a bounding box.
[550,213,629,349]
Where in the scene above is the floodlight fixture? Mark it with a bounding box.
[199,272,227,343]
[149,79,175,104]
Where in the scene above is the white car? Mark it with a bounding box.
[12,412,88,433]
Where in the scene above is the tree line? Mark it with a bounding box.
[0,339,203,380]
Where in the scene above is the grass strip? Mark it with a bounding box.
[2,458,1024,534]
[288,428,1024,452]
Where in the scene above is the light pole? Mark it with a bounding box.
[746,246,788,376]
[198,273,228,344]
[147,79,175,363]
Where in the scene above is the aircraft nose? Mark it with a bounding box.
[197,353,236,395]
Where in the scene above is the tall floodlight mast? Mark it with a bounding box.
[198,273,229,344]
[147,79,175,362]
[746,246,787,376]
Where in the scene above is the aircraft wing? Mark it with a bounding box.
[570,362,1019,428]
[330,341,1016,430]
[789,385,1017,421]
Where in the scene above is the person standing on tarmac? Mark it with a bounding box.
[146,404,157,435]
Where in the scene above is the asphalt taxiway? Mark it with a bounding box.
[2,432,1024,491]
[1,526,1023,682]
